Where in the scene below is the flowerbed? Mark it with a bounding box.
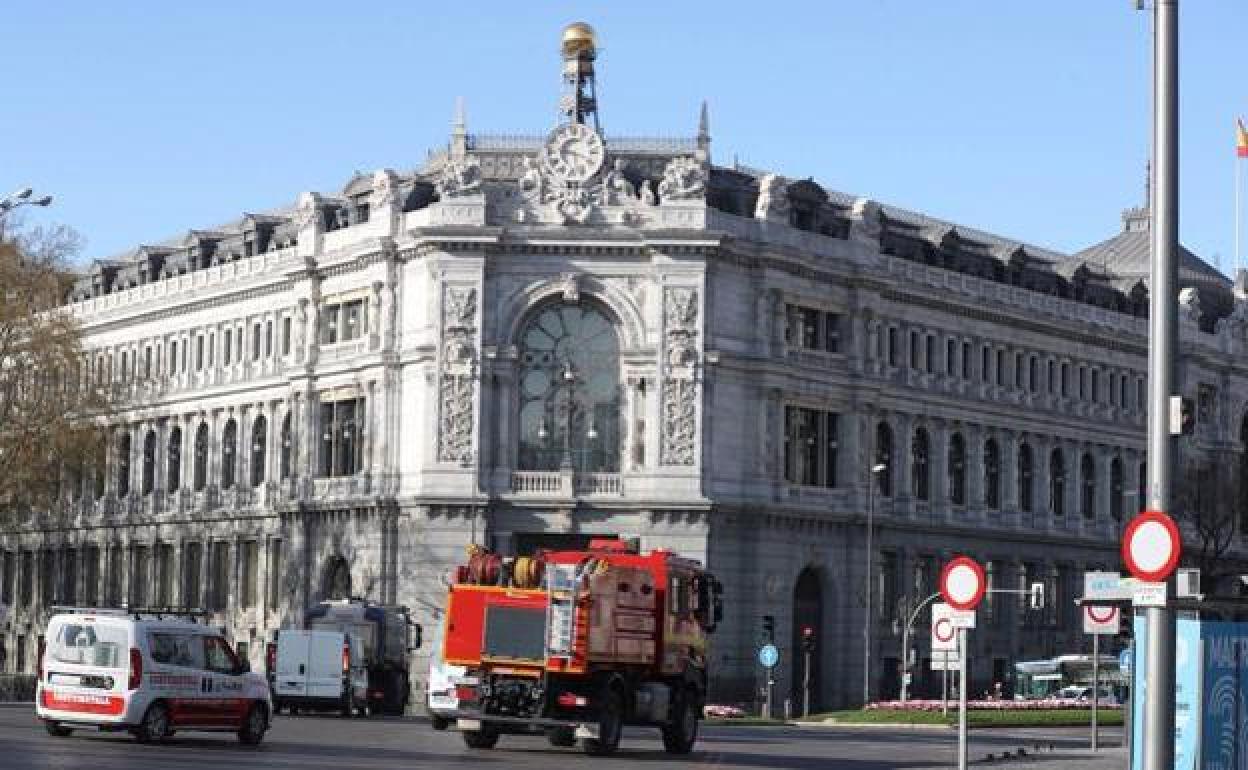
[866,698,1122,712]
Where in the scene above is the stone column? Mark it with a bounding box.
[930,422,949,523]
[1001,430,1019,513]
[1065,442,1080,531]
[967,425,985,517]
[894,414,913,517]
[1095,447,1113,537]
[839,408,862,505]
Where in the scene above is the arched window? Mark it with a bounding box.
[1050,449,1066,516]
[1138,461,1147,513]
[193,423,209,491]
[1018,443,1033,513]
[141,430,156,496]
[324,557,352,601]
[221,419,238,489]
[517,303,621,472]
[167,426,182,493]
[912,427,929,501]
[1110,457,1124,521]
[984,439,1001,509]
[280,413,293,481]
[948,433,966,506]
[116,432,131,498]
[875,422,893,497]
[1080,453,1096,519]
[250,415,267,488]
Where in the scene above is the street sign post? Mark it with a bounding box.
[758,644,778,719]
[939,557,984,770]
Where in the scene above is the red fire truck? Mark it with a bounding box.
[438,539,723,756]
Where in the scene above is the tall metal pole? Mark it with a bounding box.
[1091,633,1100,752]
[956,628,968,770]
[863,466,874,706]
[1144,2,1179,769]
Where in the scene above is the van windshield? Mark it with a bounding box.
[50,623,128,668]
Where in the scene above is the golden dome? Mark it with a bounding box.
[561,22,597,57]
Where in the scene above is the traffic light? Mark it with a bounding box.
[762,615,775,643]
[1181,397,1195,435]
[801,626,816,653]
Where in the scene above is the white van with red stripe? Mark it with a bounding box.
[36,608,272,745]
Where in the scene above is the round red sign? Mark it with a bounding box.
[1121,510,1181,583]
[932,617,955,643]
[940,556,986,611]
[1085,605,1119,624]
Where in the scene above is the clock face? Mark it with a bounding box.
[542,123,605,183]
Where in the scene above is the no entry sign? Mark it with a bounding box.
[1122,510,1181,583]
[1083,604,1121,635]
[940,556,986,611]
[931,603,972,652]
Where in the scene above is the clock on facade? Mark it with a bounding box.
[542,123,605,183]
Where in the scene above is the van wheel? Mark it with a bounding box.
[44,721,72,738]
[661,687,700,754]
[462,725,500,749]
[430,715,450,731]
[134,703,170,744]
[581,688,623,756]
[546,726,576,747]
[237,703,268,746]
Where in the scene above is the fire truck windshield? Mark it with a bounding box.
[483,605,546,663]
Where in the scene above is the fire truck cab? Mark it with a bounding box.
[439,539,722,756]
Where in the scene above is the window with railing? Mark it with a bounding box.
[783,406,839,487]
[319,398,365,477]
[784,304,841,354]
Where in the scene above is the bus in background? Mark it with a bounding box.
[1013,655,1126,702]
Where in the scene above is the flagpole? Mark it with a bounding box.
[1236,149,1242,274]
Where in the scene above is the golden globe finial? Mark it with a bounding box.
[561,21,597,57]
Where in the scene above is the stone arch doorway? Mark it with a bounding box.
[791,567,824,714]
[322,556,352,601]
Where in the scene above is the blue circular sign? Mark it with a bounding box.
[1119,648,1132,673]
[759,644,779,668]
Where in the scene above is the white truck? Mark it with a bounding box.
[267,630,368,717]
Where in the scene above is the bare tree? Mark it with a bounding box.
[0,223,112,521]
[1172,451,1242,592]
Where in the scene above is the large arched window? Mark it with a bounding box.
[141,430,156,496]
[1018,443,1033,513]
[250,415,267,488]
[875,422,893,497]
[280,413,293,481]
[517,303,621,472]
[912,427,929,501]
[1110,457,1124,521]
[949,433,966,506]
[221,419,238,489]
[1050,449,1066,516]
[116,432,131,498]
[984,439,1000,509]
[167,426,182,493]
[1080,453,1096,519]
[193,423,209,491]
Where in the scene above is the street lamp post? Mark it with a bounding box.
[0,187,53,219]
[863,461,888,706]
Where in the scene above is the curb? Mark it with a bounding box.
[794,720,950,730]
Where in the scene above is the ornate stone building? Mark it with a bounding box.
[5,23,1248,710]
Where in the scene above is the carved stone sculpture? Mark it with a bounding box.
[294,192,322,230]
[599,158,636,205]
[436,156,483,199]
[849,197,882,241]
[640,179,656,206]
[657,157,706,202]
[518,156,545,203]
[755,174,790,221]
[371,169,399,210]
[1179,287,1202,323]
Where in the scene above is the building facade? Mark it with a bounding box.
[6,25,1248,710]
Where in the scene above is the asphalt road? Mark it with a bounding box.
[0,706,1125,769]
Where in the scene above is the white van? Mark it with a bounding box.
[268,630,368,716]
[36,608,271,744]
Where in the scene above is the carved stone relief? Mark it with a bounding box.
[657,157,706,202]
[755,174,790,221]
[436,157,483,199]
[437,285,478,463]
[660,287,699,466]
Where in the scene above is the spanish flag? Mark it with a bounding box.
[1239,118,1248,158]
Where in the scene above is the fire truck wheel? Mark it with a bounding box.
[44,721,72,738]
[462,726,500,749]
[662,687,700,754]
[581,689,624,756]
[546,726,576,747]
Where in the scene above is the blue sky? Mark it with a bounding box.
[3,1,1246,270]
